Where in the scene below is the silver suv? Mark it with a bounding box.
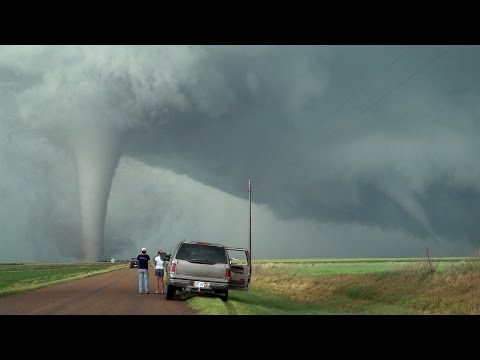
[165,240,251,302]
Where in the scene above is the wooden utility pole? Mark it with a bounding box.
[249,177,252,270]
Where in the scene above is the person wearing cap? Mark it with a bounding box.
[153,250,165,294]
[137,247,150,294]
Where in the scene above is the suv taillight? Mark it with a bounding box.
[225,269,231,280]
[170,263,176,274]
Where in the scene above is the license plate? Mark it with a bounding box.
[194,281,205,288]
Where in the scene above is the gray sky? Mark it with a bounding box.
[1,45,479,262]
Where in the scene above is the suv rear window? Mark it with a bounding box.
[176,243,227,264]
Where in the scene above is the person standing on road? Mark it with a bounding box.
[137,247,150,294]
[153,250,165,294]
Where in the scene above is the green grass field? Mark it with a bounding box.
[254,260,456,276]
[0,262,127,298]
[253,257,468,264]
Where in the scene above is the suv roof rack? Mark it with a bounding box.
[182,240,224,247]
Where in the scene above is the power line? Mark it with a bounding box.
[326,47,450,139]
[357,48,449,119]
[328,46,411,120]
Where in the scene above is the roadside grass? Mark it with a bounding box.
[188,258,480,315]
[252,260,480,314]
[0,262,127,298]
[187,288,338,315]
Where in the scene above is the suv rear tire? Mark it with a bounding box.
[166,284,177,300]
[219,290,228,302]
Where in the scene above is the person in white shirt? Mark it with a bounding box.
[153,250,165,294]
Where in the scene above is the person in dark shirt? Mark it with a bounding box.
[137,247,150,294]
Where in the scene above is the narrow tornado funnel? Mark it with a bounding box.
[68,124,121,261]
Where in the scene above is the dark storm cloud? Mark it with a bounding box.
[1,45,479,261]
[124,45,480,248]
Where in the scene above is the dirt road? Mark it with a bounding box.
[0,266,197,315]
